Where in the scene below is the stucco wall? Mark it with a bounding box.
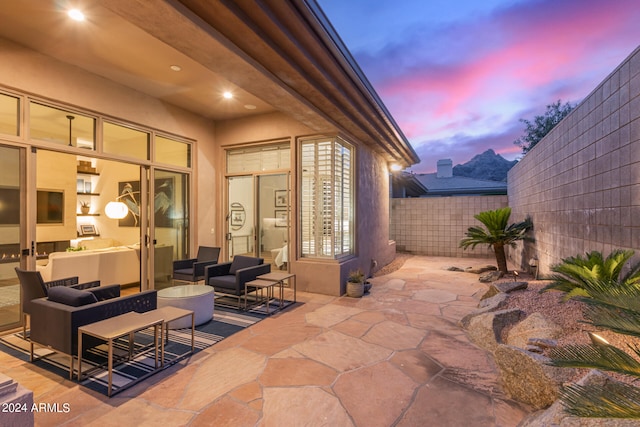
[508,46,640,275]
[0,38,218,254]
[391,196,508,258]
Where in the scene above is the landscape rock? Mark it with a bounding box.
[464,309,525,352]
[506,312,562,349]
[479,271,503,283]
[493,344,576,409]
[477,292,508,310]
[527,338,558,350]
[480,281,528,300]
[466,265,497,274]
[446,266,464,272]
[459,293,510,328]
[518,370,640,426]
[494,281,528,293]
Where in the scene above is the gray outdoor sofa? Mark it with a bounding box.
[29,287,157,378]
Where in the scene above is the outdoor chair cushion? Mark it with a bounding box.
[47,286,98,307]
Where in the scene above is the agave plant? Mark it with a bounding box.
[541,250,640,300]
[459,207,532,273]
[547,276,640,418]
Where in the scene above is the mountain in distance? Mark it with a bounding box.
[452,149,517,182]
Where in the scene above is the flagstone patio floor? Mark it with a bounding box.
[0,256,534,426]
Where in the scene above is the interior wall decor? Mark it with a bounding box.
[36,190,64,224]
[230,202,246,230]
[0,187,20,225]
[274,189,287,207]
[117,177,174,227]
[275,209,288,227]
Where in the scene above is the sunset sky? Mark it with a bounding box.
[319,0,640,173]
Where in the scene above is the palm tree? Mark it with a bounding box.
[541,249,640,300]
[540,249,640,418]
[459,207,532,274]
[546,275,640,418]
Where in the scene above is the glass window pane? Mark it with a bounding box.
[103,121,149,160]
[0,93,19,136]
[29,102,95,148]
[227,143,290,173]
[155,135,191,168]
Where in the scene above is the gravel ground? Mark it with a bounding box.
[500,274,640,385]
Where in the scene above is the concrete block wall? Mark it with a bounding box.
[391,196,508,258]
[508,46,640,275]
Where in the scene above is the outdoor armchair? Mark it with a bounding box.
[14,267,101,340]
[173,246,221,283]
[204,255,271,309]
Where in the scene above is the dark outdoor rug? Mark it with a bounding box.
[0,304,290,396]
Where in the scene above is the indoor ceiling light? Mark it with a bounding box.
[244,104,257,110]
[105,201,128,219]
[67,8,85,21]
[170,65,182,72]
[223,91,233,99]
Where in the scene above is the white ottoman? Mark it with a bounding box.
[157,285,214,329]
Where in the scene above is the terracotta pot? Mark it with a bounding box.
[80,206,90,214]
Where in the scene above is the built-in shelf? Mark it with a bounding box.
[77,213,100,216]
[77,170,99,176]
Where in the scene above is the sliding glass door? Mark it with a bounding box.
[0,144,25,332]
[150,168,189,290]
[226,173,289,270]
[227,176,254,258]
[257,174,289,269]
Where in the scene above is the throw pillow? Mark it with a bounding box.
[48,286,98,307]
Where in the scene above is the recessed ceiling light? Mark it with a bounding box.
[67,8,85,21]
[170,65,182,72]
[223,91,233,99]
[244,104,257,110]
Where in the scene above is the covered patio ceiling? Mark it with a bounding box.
[0,0,419,166]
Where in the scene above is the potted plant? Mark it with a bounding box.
[346,269,365,298]
[79,200,90,214]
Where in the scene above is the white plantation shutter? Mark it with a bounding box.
[300,137,353,258]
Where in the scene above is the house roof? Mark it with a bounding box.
[391,173,429,198]
[416,174,507,196]
[0,0,419,167]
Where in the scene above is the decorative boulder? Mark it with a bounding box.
[479,271,503,283]
[481,281,528,300]
[464,309,525,352]
[493,344,576,409]
[466,265,498,274]
[506,312,562,349]
[518,370,640,426]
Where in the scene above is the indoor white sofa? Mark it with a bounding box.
[36,238,174,286]
[37,245,141,285]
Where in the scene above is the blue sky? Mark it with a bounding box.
[319,0,640,172]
